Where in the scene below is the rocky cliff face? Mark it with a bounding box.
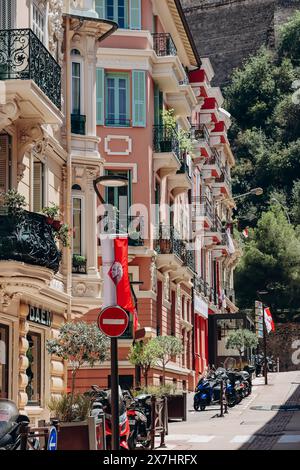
[182,0,300,87]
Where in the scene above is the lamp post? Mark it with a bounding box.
[216,187,263,207]
[93,175,129,451]
[257,290,268,385]
[271,197,291,225]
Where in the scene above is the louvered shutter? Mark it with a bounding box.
[96,68,105,125]
[33,160,43,213]
[129,0,141,30]
[0,134,9,195]
[132,70,146,127]
[0,0,16,29]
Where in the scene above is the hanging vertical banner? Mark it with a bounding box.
[100,235,137,329]
[264,307,275,334]
[255,301,264,339]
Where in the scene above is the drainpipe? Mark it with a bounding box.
[65,16,72,322]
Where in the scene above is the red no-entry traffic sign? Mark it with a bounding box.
[97,306,129,338]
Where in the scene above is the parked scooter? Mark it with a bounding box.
[89,385,130,450]
[194,369,233,411]
[0,399,39,450]
[127,394,152,450]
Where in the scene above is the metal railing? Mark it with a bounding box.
[152,33,177,57]
[155,224,184,261]
[192,196,213,222]
[190,124,210,144]
[0,28,61,109]
[71,114,86,135]
[153,125,180,159]
[206,148,222,168]
[194,275,208,297]
[212,214,222,233]
[216,167,232,190]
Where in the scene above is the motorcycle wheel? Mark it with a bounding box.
[227,395,236,407]
[128,434,137,450]
[141,439,151,449]
[200,405,206,411]
[194,401,200,411]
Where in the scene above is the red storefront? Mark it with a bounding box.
[194,293,209,380]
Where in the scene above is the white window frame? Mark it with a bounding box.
[71,51,84,116]
[72,193,86,257]
[31,1,47,44]
[31,153,47,213]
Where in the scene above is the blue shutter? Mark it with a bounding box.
[129,0,141,30]
[95,0,105,19]
[132,70,146,127]
[96,68,105,125]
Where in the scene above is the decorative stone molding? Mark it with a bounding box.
[163,272,170,302]
[104,135,132,156]
[150,259,157,293]
[0,284,22,311]
[18,304,29,410]
[176,284,182,315]
[48,0,64,65]
[0,99,20,130]
[86,167,99,189]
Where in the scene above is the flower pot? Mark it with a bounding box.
[52,220,62,231]
[57,417,105,450]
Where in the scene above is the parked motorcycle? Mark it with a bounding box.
[194,369,234,411]
[89,385,130,450]
[0,399,39,450]
[127,393,152,450]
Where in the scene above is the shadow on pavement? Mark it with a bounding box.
[239,383,300,450]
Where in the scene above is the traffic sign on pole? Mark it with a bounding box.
[47,426,58,451]
[98,306,129,338]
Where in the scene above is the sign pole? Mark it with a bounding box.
[263,310,268,385]
[111,337,120,450]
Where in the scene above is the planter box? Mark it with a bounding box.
[57,416,105,450]
[167,393,187,421]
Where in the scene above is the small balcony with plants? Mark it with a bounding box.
[0,28,62,124]
[155,224,184,267]
[202,148,223,182]
[0,191,68,274]
[72,255,87,274]
[71,114,86,135]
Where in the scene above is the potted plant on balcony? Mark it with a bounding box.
[46,321,109,450]
[42,204,70,247]
[160,109,177,152]
[72,254,87,273]
[1,189,26,215]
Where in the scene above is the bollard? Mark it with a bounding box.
[150,395,156,450]
[159,397,167,449]
[219,380,224,418]
[277,357,280,373]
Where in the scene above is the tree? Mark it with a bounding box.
[46,321,109,420]
[128,340,160,387]
[278,11,300,65]
[152,336,184,386]
[226,329,258,369]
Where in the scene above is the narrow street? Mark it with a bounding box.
[160,371,300,450]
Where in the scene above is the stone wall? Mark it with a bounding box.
[182,0,300,87]
[266,323,300,371]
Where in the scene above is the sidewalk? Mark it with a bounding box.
[159,371,300,450]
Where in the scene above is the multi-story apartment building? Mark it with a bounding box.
[73,0,240,393]
[0,0,116,423]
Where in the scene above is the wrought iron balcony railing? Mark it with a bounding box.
[153,125,180,159]
[216,167,232,189]
[224,284,236,303]
[71,114,86,135]
[0,211,61,272]
[155,224,184,261]
[194,275,209,297]
[212,214,223,233]
[183,247,195,272]
[206,148,222,168]
[0,28,61,109]
[191,124,210,144]
[72,257,87,274]
[192,196,213,222]
[152,33,177,57]
[177,156,192,179]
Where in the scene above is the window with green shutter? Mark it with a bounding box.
[105,72,130,127]
[95,0,141,30]
[96,68,105,125]
[129,0,141,30]
[132,70,146,127]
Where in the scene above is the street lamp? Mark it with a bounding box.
[93,174,128,451]
[271,197,291,225]
[216,187,263,206]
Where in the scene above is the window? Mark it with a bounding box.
[26,332,41,406]
[0,324,9,399]
[71,52,81,115]
[32,2,45,43]
[106,0,128,28]
[0,0,16,29]
[106,73,130,126]
[73,196,83,255]
[32,157,44,213]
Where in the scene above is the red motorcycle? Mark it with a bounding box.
[89,386,130,450]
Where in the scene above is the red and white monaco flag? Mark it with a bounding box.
[100,235,137,330]
[264,307,275,334]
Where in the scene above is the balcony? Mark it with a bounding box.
[191,124,210,144]
[155,225,184,263]
[100,214,144,247]
[0,29,62,123]
[0,211,61,273]
[151,33,187,94]
[213,168,232,199]
[202,148,222,182]
[204,214,223,246]
[72,256,87,274]
[224,283,236,305]
[192,196,213,230]
[71,114,86,135]
[153,125,181,174]
[182,246,195,273]
[194,275,209,297]
[168,154,192,195]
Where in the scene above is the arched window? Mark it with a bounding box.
[72,184,82,191]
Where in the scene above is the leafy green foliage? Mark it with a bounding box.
[48,393,91,423]
[128,340,160,386]
[278,11,300,65]
[226,329,258,368]
[152,336,183,386]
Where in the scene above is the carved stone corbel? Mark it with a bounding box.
[0,284,22,312]
[0,99,20,131]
